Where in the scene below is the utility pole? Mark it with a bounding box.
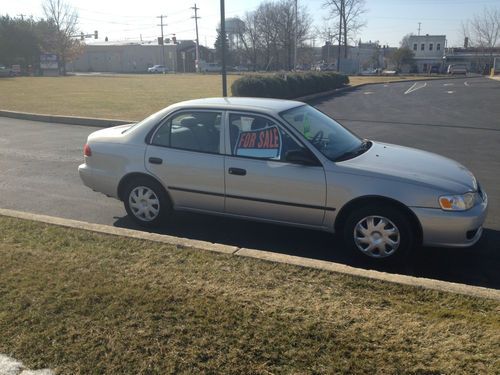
[293,0,298,70]
[191,4,201,73]
[157,15,167,73]
[418,22,421,36]
[220,0,227,97]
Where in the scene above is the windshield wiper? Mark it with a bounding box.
[334,140,372,162]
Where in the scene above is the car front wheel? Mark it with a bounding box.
[123,178,170,227]
[343,205,414,260]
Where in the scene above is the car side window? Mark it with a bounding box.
[152,111,222,153]
[229,114,304,162]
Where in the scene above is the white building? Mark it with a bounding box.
[408,34,446,73]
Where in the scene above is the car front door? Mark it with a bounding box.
[224,112,328,227]
[145,110,225,213]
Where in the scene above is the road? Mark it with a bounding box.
[0,76,499,289]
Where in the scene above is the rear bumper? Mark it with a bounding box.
[78,163,119,198]
[411,196,488,248]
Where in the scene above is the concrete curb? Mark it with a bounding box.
[1,208,499,301]
[0,110,133,127]
[0,76,474,127]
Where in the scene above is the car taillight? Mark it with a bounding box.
[83,143,92,157]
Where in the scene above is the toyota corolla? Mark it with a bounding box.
[79,98,488,260]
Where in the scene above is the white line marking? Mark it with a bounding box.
[464,81,470,86]
[364,91,374,95]
[443,83,454,86]
[404,82,427,95]
[383,84,388,87]
[447,91,455,94]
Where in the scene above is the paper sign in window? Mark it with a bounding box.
[234,125,282,159]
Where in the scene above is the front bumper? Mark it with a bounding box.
[410,193,488,248]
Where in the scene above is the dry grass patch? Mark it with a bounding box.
[0,74,240,121]
[0,216,499,374]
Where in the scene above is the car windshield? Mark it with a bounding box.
[281,105,367,162]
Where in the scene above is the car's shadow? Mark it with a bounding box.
[113,212,500,290]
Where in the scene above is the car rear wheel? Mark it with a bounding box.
[343,205,414,260]
[123,177,170,227]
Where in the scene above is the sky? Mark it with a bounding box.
[3,0,500,48]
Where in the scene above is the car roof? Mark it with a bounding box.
[169,97,304,113]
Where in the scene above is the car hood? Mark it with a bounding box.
[338,141,477,194]
[88,123,135,143]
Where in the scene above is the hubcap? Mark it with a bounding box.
[353,215,400,258]
[129,186,160,222]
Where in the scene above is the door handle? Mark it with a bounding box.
[228,167,246,176]
[148,157,163,165]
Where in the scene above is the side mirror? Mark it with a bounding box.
[285,149,320,166]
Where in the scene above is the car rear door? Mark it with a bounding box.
[224,112,327,227]
[145,109,225,213]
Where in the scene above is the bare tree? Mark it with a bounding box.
[400,33,414,49]
[322,0,366,58]
[42,0,80,75]
[463,7,500,48]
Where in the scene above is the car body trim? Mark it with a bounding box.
[168,186,336,211]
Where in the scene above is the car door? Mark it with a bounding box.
[145,109,225,213]
[224,112,327,227]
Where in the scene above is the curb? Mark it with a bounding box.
[0,109,133,128]
[1,76,475,127]
[1,208,499,301]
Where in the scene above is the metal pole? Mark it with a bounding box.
[220,0,227,97]
[337,0,342,72]
[293,0,297,70]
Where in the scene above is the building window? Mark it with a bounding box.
[421,43,425,51]
[413,43,417,51]
[429,43,433,51]
[437,43,441,51]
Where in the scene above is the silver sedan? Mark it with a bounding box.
[79,98,488,260]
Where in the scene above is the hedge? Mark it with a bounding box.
[231,72,349,99]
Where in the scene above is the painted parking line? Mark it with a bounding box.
[446,91,455,94]
[364,91,374,95]
[443,83,455,86]
[404,82,427,95]
[464,81,470,86]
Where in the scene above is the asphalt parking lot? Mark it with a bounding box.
[0,76,499,288]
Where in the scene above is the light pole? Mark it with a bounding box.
[293,0,297,70]
[220,0,227,96]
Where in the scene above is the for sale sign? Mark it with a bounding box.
[234,125,282,159]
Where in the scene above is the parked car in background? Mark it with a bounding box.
[447,64,467,75]
[0,65,14,77]
[148,65,168,73]
[201,63,222,73]
[79,98,487,261]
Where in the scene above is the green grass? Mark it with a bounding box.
[1,74,439,121]
[0,216,499,374]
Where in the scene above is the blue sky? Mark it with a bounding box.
[3,0,500,47]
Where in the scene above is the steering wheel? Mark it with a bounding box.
[310,130,324,146]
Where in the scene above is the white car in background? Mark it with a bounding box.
[148,65,168,73]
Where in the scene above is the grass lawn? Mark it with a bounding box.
[0,216,499,374]
[1,74,440,121]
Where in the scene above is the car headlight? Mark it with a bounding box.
[439,192,479,211]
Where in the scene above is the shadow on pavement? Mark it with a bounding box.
[113,211,500,290]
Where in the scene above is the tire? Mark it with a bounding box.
[343,204,414,261]
[123,177,171,227]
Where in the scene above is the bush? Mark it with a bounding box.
[231,72,349,98]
